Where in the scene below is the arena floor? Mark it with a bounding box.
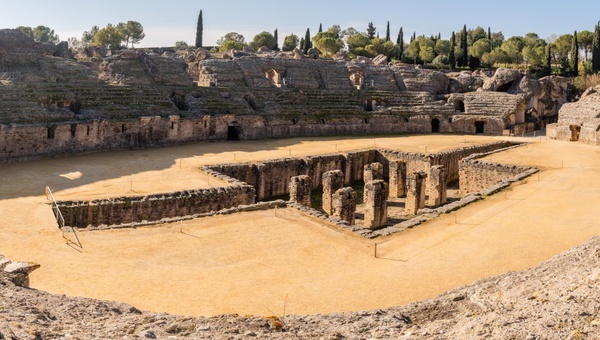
[1,134,599,316]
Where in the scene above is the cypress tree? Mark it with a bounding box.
[385,21,390,42]
[397,27,404,60]
[411,32,416,42]
[195,10,203,48]
[571,30,579,76]
[300,37,305,52]
[592,22,600,72]
[449,31,456,70]
[461,25,468,67]
[318,23,323,33]
[303,28,312,54]
[274,28,279,51]
[488,27,492,51]
[544,45,553,77]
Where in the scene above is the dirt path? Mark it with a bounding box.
[1,135,598,316]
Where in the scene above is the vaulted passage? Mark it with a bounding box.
[431,119,440,133]
[496,81,514,93]
[454,99,465,112]
[475,121,485,134]
[227,122,240,141]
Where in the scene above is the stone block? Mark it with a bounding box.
[289,175,312,207]
[363,180,388,229]
[322,170,344,215]
[406,171,427,215]
[389,160,407,198]
[331,187,357,224]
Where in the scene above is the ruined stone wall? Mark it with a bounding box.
[459,150,535,194]
[58,184,256,228]
[205,151,377,201]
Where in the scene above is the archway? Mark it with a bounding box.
[475,121,485,134]
[454,99,465,112]
[227,121,241,141]
[431,119,440,133]
[496,81,514,92]
[569,125,581,142]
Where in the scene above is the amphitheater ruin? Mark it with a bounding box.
[1,28,599,330]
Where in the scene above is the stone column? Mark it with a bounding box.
[388,160,407,198]
[289,175,312,207]
[322,170,344,215]
[363,180,388,229]
[363,162,383,202]
[428,165,447,206]
[331,187,357,225]
[405,171,427,215]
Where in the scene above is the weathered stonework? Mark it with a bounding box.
[388,160,407,198]
[289,175,312,207]
[406,172,428,215]
[363,180,388,229]
[331,187,357,225]
[322,170,344,215]
[363,162,383,202]
[428,165,447,206]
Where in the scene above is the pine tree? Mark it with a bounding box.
[195,10,203,48]
[318,23,323,33]
[571,30,579,76]
[592,22,600,72]
[397,27,404,60]
[449,31,456,70]
[303,28,312,54]
[461,25,468,67]
[274,28,279,51]
[385,21,390,42]
[367,22,376,40]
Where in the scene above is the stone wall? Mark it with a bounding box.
[58,171,255,228]
[205,151,377,200]
[459,148,536,194]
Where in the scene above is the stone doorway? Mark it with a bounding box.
[475,121,485,134]
[570,125,581,142]
[227,121,241,141]
[431,119,440,133]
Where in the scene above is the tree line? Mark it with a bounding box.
[194,10,600,78]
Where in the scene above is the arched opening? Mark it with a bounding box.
[454,99,465,112]
[364,118,369,124]
[475,121,485,134]
[265,69,282,87]
[363,98,373,112]
[47,125,56,139]
[349,72,364,89]
[291,118,298,125]
[496,81,514,92]
[321,119,326,124]
[170,92,188,111]
[431,119,440,133]
[70,124,77,138]
[227,121,241,141]
[569,125,581,142]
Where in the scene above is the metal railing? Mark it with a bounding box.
[46,186,82,248]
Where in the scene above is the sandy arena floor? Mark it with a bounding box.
[1,134,599,316]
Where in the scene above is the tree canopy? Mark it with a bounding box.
[250,31,277,50]
[216,32,246,51]
[16,25,60,44]
[80,21,145,49]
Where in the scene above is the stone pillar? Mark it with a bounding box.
[405,171,427,215]
[331,187,357,225]
[388,160,407,198]
[289,175,312,207]
[428,165,447,206]
[322,170,344,215]
[363,162,383,202]
[363,180,388,229]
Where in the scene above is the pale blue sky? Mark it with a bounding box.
[1,0,598,47]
